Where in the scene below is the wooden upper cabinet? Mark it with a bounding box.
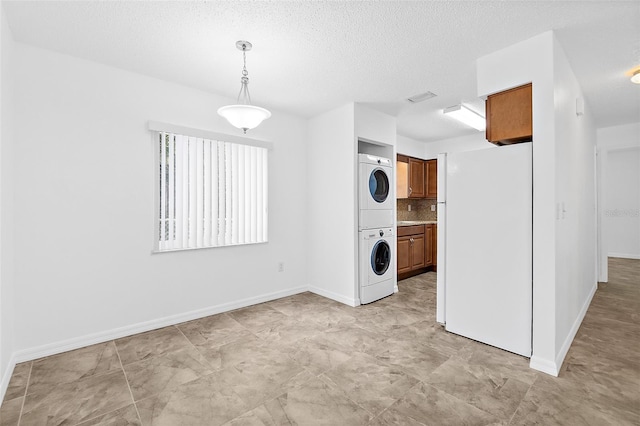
[397,156,437,199]
[486,83,532,145]
[425,160,437,199]
[396,155,409,199]
[408,158,425,198]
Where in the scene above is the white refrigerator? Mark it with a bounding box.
[436,143,532,357]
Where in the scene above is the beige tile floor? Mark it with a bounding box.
[1,258,638,425]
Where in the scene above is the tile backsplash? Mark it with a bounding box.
[397,198,437,221]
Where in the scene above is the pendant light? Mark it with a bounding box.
[217,41,271,133]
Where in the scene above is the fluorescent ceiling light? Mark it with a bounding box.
[443,104,486,131]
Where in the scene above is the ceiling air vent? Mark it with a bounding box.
[407,91,437,103]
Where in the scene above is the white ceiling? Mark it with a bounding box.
[3,1,639,143]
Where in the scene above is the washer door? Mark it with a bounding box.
[371,240,391,276]
[369,168,390,203]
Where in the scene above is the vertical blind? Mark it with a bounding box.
[157,132,268,251]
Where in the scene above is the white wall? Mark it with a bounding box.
[423,133,493,159]
[396,135,426,159]
[597,122,640,262]
[10,43,309,360]
[398,133,492,160]
[604,149,640,257]
[552,36,597,364]
[478,32,557,375]
[0,4,16,395]
[307,103,357,305]
[477,31,597,376]
[355,104,396,148]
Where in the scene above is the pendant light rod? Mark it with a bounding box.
[237,41,252,105]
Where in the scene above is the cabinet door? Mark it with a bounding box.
[425,160,438,198]
[396,155,409,199]
[432,224,438,268]
[424,225,433,266]
[397,236,412,274]
[408,158,425,198]
[486,83,532,144]
[411,234,426,269]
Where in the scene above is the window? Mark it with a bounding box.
[154,129,268,252]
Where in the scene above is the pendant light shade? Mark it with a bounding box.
[217,105,271,133]
[218,41,271,133]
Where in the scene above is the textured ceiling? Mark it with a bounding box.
[3,1,639,142]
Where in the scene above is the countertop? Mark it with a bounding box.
[397,220,438,226]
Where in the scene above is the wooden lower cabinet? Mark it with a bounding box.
[397,224,437,279]
[397,236,411,274]
[397,225,425,275]
[410,233,426,269]
[432,224,438,271]
[424,224,434,265]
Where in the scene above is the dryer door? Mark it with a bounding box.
[371,240,391,276]
[369,167,390,205]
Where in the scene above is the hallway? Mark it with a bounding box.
[516,257,639,424]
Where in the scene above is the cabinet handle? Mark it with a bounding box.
[410,238,414,244]
[409,187,412,195]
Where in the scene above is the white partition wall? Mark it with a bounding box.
[477,31,597,376]
[307,103,396,306]
[0,5,17,396]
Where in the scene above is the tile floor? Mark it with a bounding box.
[1,258,638,425]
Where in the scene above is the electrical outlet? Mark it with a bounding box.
[278,262,284,272]
[431,204,436,212]
[408,204,412,211]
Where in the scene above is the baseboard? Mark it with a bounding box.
[397,265,435,282]
[530,281,597,377]
[554,281,597,372]
[529,356,559,377]
[0,353,17,404]
[12,286,308,364]
[609,253,640,260]
[308,285,358,307]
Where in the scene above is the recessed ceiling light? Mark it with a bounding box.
[407,91,437,103]
[631,69,640,84]
[443,104,486,131]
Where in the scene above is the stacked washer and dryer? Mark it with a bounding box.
[358,154,396,304]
